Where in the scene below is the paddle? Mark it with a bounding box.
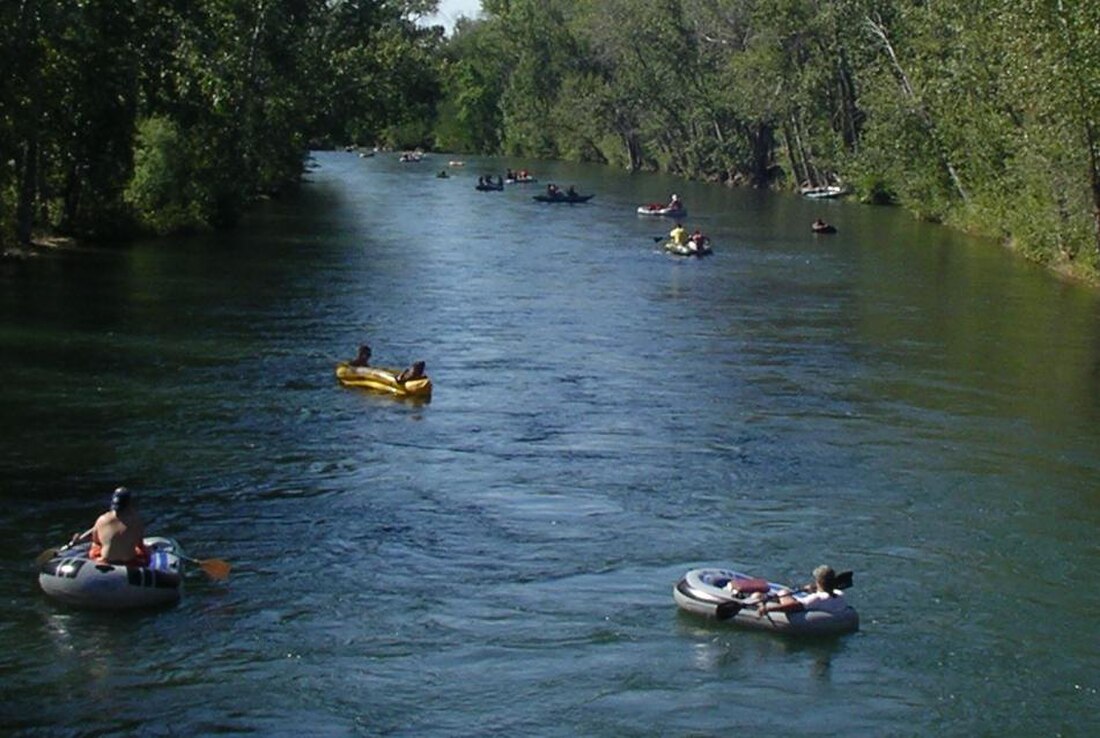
[35,547,63,566]
[180,554,232,581]
[715,570,854,621]
[36,545,230,580]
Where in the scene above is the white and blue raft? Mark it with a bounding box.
[673,568,859,636]
[38,536,184,610]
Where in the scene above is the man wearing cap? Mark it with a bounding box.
[70,487,148,565]
[756,564,848,617]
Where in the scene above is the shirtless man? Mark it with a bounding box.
[71,487,148,565]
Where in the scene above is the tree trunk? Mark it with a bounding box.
[836,45,860,151]
[1088,123,1100,258]
[867,13,968,203]
[749,123,774,186]
[15,138,37,245]
[782,124,804,188]
[791,115,817,187]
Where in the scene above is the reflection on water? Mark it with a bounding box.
[2,151,1099,735]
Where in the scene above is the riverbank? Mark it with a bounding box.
[1,234,78,261]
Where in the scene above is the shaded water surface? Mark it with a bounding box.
[1,152,1098,735]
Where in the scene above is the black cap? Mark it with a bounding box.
[110,487,132,511]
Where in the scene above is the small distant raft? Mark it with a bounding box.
[533,193,593,203]
[674,568,859,636]
[800,185,847,199]
[39,536,184,610]
[335,362,432,398]
[637,204,687,218]
[663,240,712,257]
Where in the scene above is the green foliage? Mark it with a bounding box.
[427,0,1100,273]
[125,117,204,234]
[6,0,1100,274]
[1,0,445,244]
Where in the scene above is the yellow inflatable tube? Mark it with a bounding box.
[335,362,432,398]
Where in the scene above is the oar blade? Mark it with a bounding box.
[715,600,744,621]
[198,558,231,580]
[34,548,60,566]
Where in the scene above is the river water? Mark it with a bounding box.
[1,151,1097,736]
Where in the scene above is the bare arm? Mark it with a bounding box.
[757,593,806,616]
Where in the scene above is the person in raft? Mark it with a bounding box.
[396,360,426,383]
[690,229,708,251]
[669,222,689,247]
[70,487,149,566]
[349,344,372,367]
[668,193,684,210]
[756,564,849,617]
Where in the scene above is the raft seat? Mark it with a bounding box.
[712,576,770,594]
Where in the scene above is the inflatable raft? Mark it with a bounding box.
[800,185,847,199]
[335,362,432,398]
[673,568,859,636]
[532,193,594,203]
[38,536,184,610]
[637,204,687,217]
[663,240,712,257]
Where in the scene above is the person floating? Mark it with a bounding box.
[755,565,850,617]
[348,344,372,367]
[70,487,149,566]
[396,360,426,383]
[811,218,836,234]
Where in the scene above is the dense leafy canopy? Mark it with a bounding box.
[435,0,1100,274]
[3,0,1099,278]
[1,0,443,241]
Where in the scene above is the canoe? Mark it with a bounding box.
[811,223,837,234]
[532,194,594,203]
[662,240,712,257]
[38,536,184,610]
[673,568,859,636]
[335,362,432,398]
[475,183,504,191]
[636,204,687,217]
